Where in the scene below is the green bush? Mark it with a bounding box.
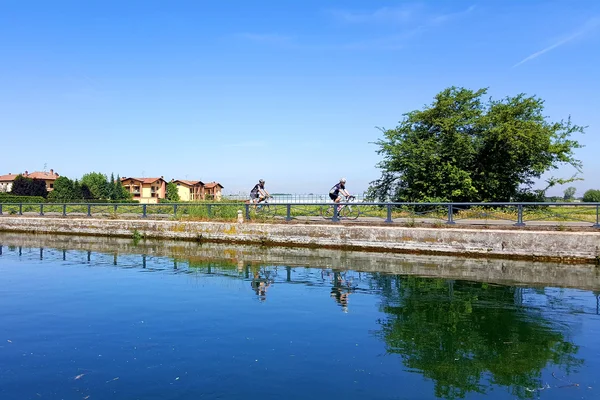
[45,198,139,204]
[582,189,600,202]
[0,193,46,203]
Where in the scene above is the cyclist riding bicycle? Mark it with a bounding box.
[329,178,351,206]
[250,179,270,204]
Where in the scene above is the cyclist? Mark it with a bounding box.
[250,179,270,205]
[329,178,351,207]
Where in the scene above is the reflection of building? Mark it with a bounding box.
[204,182,224,200]
[121,177,166,204]
[171,180,205,201]
[0,169,60,192]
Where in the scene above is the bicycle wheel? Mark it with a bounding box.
[265,204,282,218]
[321,205,334,219]
[340,205,360,220]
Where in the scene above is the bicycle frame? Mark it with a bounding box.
[322,195,359,220]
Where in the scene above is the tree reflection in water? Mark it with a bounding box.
[371,275,582,399]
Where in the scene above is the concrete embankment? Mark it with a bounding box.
[0,216,599,263]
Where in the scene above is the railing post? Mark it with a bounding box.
[87,204,91,217]
[114,204,118,214]
[40,204,44,216]
[286,204,292,221]
[0,204,3,215]
[514,204,525,226]
[385,204,393,223]
[332,204,340,222]
[142,204,147,218]
[594,205,600,228]
[173,204,178,217]
[245,203,250,221]
[19,203,22,215]
[207,204,212,218]
[63,204,67,216]
[447,204,455,224]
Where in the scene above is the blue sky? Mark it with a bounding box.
[1,0,599,196]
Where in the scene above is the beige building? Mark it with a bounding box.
[121,177,166,204]
[204,182,224,200]
[171,180,205,201]
[0,169,60,192]
[0,173,18,193]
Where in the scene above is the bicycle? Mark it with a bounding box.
[321,195,360,220]
[254,196,282,218]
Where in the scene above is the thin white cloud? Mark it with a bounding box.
[430,5,476,25]
[235,33,293,45]
[233,5,475,51]
[342,5,475,50]
[329,5,419,24]
[513,17,600,67]
[343,30,420,50]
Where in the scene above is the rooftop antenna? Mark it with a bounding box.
[141,170,145,178]
[43,162,47,172]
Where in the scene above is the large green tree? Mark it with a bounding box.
[11,175,48,198]
[81,172,108,200]
[107,173,116,200]
[115,175,132,200]
[47,176,81,201]
[368,87,585,202]
[166,182,180,201]
[583,189,600,202]
[563,186,576,201]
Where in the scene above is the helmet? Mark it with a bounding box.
[259,179,265,184]
[340,177,347,183]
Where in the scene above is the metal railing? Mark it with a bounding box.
[0,202,599,228]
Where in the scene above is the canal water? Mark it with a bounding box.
[0,234,599,400]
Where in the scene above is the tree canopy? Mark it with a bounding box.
[166,182,180,201]
[563,186,576,201]
[81,172,108,200]
[368,87,585,202]
[583,189,600,202]
[47,176,80,201]
[80,172,131,201]
[11,175,48,198]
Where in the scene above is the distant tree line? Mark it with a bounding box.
[9,172,132,202]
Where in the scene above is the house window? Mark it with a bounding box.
[50,184,54,189]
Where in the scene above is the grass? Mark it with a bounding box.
[174,203,240,221]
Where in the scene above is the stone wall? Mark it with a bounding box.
[0,216,599,263]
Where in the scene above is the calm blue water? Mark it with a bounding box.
[0,244,599,400]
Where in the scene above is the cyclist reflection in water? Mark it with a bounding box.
[251,270,271,301]
[330,271,352,313]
